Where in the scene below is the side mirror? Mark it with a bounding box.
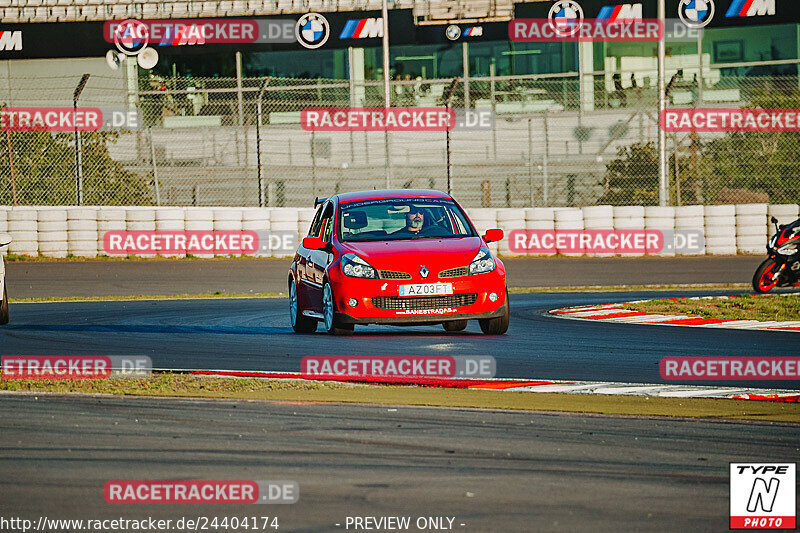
[771,216,779,224]
[302,237,327,251]
[482,229,504,244]
[0,232,11,248]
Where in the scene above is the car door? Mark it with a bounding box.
[307,201,335,312]
[297,203,325,311]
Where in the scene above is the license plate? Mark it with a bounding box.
[398,283,453,297]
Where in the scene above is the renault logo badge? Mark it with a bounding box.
[420,266,429,278]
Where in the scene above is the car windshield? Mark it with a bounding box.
[338,198,474,242]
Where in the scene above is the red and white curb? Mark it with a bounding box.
[176,370,800,402]
[550,297,800,332]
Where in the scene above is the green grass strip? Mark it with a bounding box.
[0,373,798,423]
[627,293,800,322]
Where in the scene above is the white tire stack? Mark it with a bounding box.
[213,209,243,257]
[97,209,126,256]
[767,204,799,235]
[184,208,214,258]
[242,208,271,258]
[644,206,676,256]
[613,206,645,256]
[270,208,299,258]
[242,209,271,231]
[524,208,555,256]
[67,208,98,258]
[554,208,584,257]
[126,209,156,258]
[495,208,525,257]
[37,208,69,258]
[7,208,38,256]
[734,204,768,254]
[156,208,186,258]
[674,205,705,255]
[297,208,317,239]
[582,205,614,257]
[467,208,498,254]
[704,205,737,255]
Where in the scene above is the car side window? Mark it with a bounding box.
[320,203,334,243]
[308,204,325,238]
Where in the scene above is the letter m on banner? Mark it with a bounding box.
[747,478,780,513]
[618,3,643,19]
[0,31,22,51]
[750,0,776,16]
[362,18,384,38]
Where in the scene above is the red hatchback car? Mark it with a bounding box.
[288,189,509,335]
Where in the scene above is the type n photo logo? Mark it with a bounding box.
[730,463,796,529]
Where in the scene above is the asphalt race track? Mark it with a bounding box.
[2,395,799,532]
[6,256,760,298]
[2,291,797,390]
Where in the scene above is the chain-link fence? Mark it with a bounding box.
[1,71,799,207]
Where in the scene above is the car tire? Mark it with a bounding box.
[322,282,354,336]
[479,292,509,335]
[442,320,467,332]
[0,280,9,325]
[289,279,317,333]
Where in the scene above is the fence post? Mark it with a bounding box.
[6,130,17,206]
[148,126,161,206]
[490,62,497,160]
[256,77,271,208]
[444,78,459,196]
[543,110,550,207]
[528,118,534,207]
[311,129,317,196]
[657,0,669,206]
[384,130,392,189]
[235,51,244,127]
[382,0,391,189]
[73,73,90,205]
[462,42,470,109]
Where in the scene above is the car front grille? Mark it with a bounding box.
[438,266,469,278]
[378,270,412,280]
[371,293,478,310]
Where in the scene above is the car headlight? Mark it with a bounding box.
[469,248,495,275]
[769,235,777,248]
[341,253,378,279]
[777,243,798,256]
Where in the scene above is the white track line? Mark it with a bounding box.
[550,297,800,332]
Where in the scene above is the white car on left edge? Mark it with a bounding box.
[0,232,10,324]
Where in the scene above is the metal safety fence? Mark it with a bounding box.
[1,71,799,207]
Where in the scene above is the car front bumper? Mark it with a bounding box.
[327,267,508,326]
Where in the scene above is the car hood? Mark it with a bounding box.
[341,237,483,273]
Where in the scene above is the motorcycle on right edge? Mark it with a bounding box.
[752,216,800,293]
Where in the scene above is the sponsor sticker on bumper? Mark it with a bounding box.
[398,283,453,297]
